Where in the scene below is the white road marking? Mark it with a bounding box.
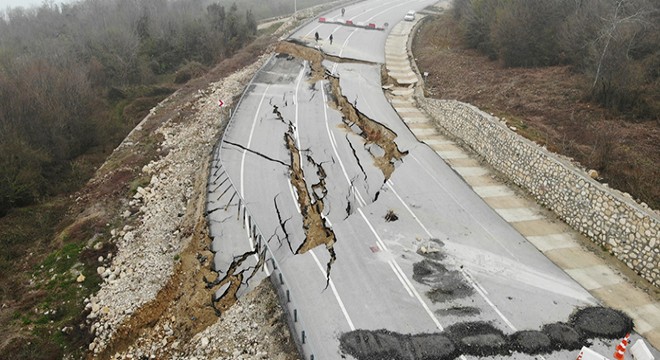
[358,208,445,330]
[237,85,271,275]
[390,154,530,344]
[310,250,356,331]
[293,63,306,150]
[320,79,368,207]
[240,86,270,198]
[410,154,519,260]
[387,180,433,237]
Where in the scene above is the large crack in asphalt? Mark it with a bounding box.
[205,241,267,316]
[283,115,337,287]
[277,41,408,184]
[272,194,295,253]
[326,75,408,181]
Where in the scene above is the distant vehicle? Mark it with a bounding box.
[404,10,415,21]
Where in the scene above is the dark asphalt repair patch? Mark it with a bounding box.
[339,306,634,359]
[570,307,633,339]
[412,260,473,303]
[435,306,480,317]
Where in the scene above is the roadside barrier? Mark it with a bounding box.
[206,54,317,360]
[318,16,384,30]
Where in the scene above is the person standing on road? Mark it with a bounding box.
[341,7,345,17]
[315,31,319,42]
[329,34,333,45]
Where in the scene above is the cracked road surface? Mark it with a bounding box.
[207,0,658,359]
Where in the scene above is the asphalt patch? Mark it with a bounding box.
[409,334,457,360]
[339,306,635,359]
[509,330,552,355]
[542,322,583,350]
[446,322,509,357]
[570,306,633,339]
[435,306,480,317]
[339,329,458,360]
[413,260,473,303]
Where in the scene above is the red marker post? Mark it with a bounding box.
[218,99,224,107]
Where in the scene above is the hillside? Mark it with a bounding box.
[0,1,347,357]
[413,12,659,211]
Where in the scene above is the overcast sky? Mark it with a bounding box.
[0,0,71,10]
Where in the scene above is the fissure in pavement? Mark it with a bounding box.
[327,75,408,181]
[283,113,337,286]
[277,41,408,183]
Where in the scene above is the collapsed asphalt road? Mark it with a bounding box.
[339,306,634,359]
[209,11,657,355]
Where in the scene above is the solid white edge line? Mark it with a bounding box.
[389,161,521,337]
[410,153,520,260]
[320,79,368,207]
[463,269,518,332]
[387,180,433,238]
[310,250,356,331]
[294,64,305,150]
[240,86,270,198]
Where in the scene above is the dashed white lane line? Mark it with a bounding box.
[358,208,444,330]
[310,250,356,331]
[320,79,368,207]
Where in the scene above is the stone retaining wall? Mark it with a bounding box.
[418,98,659,287]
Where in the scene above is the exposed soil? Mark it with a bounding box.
[413,14,660,210]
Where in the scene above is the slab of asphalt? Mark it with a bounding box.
[384,10,660,353]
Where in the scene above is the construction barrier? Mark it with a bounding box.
[317,17,384,30]
[576,347,610,360]
[613,334,630,360]
[631,339,655,360]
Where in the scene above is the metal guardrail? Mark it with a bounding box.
[206,55,317,360]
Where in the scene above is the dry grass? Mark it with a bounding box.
[414,14,660,209]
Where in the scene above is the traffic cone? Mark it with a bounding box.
[613,333,630,360]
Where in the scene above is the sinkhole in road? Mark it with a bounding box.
[339,306,634,359]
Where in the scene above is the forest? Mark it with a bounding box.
[452,0,659,119]
[0,0,260,216]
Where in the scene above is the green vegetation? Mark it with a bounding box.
[0,0,259,216]
[452,0,659,119]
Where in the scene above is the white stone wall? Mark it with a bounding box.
[419,98,659,287]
